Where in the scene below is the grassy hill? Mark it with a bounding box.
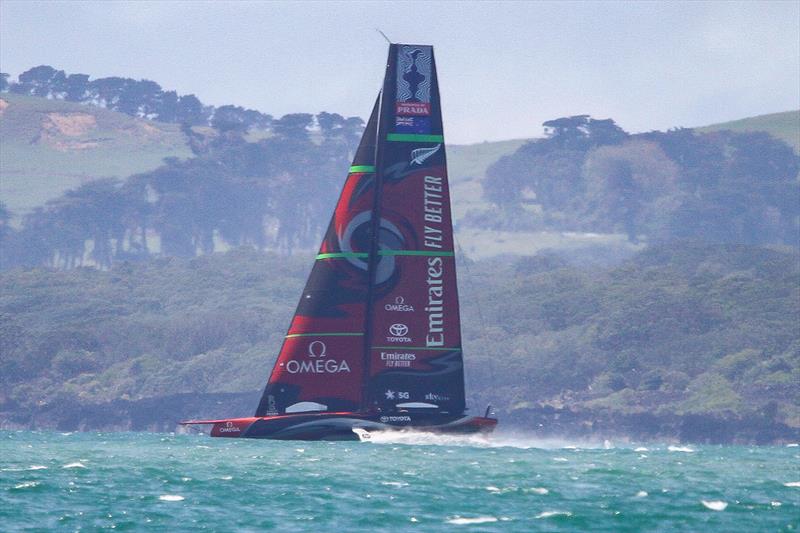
[0,91,526,220]
[2,93,795,261]
[697,110,799,153]
[0,93,193,215]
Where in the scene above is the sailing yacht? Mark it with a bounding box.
[181,43,498,440]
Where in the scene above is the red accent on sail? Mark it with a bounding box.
[254,101,380,417]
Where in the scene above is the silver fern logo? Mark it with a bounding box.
[410,144,441,166]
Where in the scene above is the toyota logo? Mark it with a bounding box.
[389,323,408,336]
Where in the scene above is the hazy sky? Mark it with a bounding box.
[1,0,798,144]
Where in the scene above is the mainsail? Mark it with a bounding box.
[256,44,465,418]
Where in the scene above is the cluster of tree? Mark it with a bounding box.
[0,111,364,269]
[1,244,797,436]
[1,65,273,130]
[480,115,800,245]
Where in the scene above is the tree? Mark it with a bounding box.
[15,65,67,97]
[176,94,207,125]
[65,74,90,101]
[273,113,313,140]
[582,140,680,241]
[542,115,627,150]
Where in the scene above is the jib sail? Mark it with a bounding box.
[255,99,380,416]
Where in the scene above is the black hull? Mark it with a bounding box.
[182,412,497,441]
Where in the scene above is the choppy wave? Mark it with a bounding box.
[536,511,572,519]
[1,430,797,531]
[701,500,728,511]
[668,445,695,453]
[446,516,498,525]
[158,495,185,502]
[356,428,612,450]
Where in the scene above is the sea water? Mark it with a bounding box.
[1,430,797,532]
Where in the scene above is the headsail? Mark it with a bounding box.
[255,99,380,416]
[364,44,465,414]
[256,44,465,418]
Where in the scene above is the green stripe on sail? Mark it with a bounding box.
[372,346,461,351]
[316,252,369,260]
[349,165,376,173]
[378,250,455,257]
[286,332,364,339]
[386,133,444,143]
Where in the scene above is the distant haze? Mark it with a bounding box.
[1,0,798,144]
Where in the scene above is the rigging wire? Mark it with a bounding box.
[455,235,497,390]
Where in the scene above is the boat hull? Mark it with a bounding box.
[181,412,497,441]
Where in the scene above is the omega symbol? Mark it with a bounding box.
[308,341,327,358]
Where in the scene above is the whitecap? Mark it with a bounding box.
[635,491,648,498]
[28,465,48,470]
[381,481,408,488]
[701,500,727,511]
[295,448,305,453]
[536,511,572,519]
[634,447,649,452]
[62,462,86,469]
[553,457,568,462]
[786,443,798,447]
[220,476,233,480]
[158,495,185,502]
[485,485,502,493]
[409,517,418,522]
[527,487,549,495]
[13,481,39,489]
[783,481,800,487]
[771,501,781,507]
[668,446,694,453]
[446,516,498,525]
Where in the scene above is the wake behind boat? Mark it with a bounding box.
[181,43,497,441]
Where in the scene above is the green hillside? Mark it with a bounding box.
[697,110,799,153]
[1,244,797,441]
[0,91,526,220]
[0,93,192,215]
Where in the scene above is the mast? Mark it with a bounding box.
[360,46,394,412]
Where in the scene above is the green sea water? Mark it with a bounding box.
[1,430,798,532]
